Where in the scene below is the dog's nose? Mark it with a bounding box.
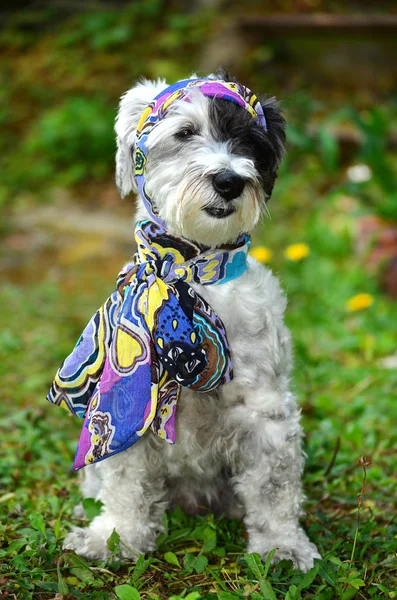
[212,170,245,201]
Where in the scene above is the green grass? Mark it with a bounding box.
[1,176,397,598]
[1,5,396,594]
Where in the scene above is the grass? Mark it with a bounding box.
[1,4,396,596]
[1,169,397,599]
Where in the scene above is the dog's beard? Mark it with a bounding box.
[174,175,262,247]
[143,147,265,247]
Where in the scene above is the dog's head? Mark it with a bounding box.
[115,70,286,246]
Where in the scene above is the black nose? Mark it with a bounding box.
[212,170,245,201]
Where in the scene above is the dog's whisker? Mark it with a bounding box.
[183,182,207,220]
[176,179,199,225]
[262,202,272,220]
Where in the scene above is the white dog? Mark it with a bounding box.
[62,70,320,571]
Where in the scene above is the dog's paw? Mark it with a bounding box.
[248,530,321,573]
[63,526,111,560]
[268,541,321,572]
[63,525,143,561]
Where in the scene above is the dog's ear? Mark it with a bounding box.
[115,79,168,197]
[260,96,286,169]
[258,97,286,199]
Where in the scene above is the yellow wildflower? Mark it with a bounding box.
[346,293,374,312]
[284,243,310,261]
[250,246,272,263]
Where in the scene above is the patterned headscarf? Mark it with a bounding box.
[47,78,265,469]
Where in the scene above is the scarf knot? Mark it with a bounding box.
[48,220,251,468]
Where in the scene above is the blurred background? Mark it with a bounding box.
[1,0,396,293]
[0,1,397,594]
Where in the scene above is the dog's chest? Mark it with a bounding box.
[162,261,289,473]
[191,259,287,382]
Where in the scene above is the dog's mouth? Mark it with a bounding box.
[204,205,236,219]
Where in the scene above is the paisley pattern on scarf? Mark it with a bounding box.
[48,221,251,468]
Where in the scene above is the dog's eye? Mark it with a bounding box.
[175,126,197,140]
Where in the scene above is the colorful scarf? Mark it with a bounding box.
[47,77,266,469]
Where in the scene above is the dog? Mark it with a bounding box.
[61,70,320,571]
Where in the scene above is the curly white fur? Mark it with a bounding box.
[64,75,320,571]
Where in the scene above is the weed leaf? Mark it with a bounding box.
[29,512,46,538]
[115,584,140,600]
[82,497,104,520]
[56,557,69,595]
[195,554,208,574]
[244,552,264,578]
[263,548,277,578]
[164,551,181,567]
[107,528,121,552]
[130,554,154,583]
[298,561,319,590]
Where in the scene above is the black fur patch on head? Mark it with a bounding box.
[208,70,286,199]
[212,68,238,84]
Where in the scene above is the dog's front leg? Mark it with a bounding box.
[231,397,320,572]
[64,437,168,560]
